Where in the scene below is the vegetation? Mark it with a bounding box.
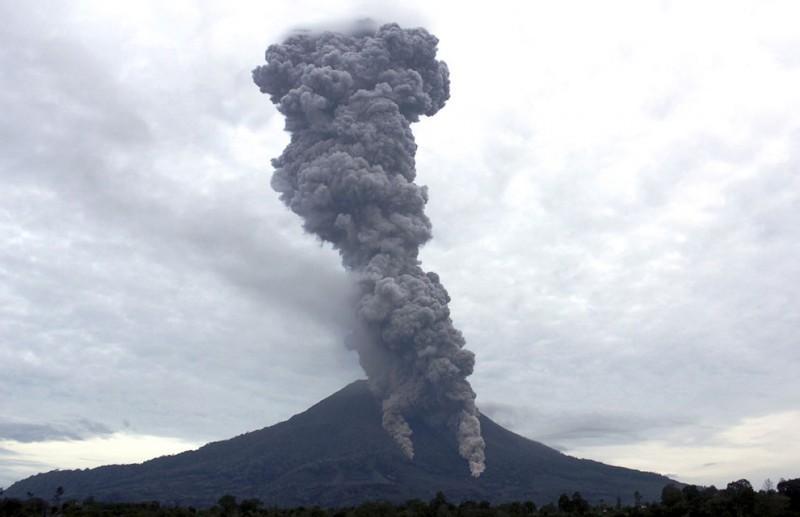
[2,478,799,517]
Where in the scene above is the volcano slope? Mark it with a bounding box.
[5,381,672,507]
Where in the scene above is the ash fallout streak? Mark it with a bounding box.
[253,22,486,476]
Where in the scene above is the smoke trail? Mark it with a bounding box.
[253,22,485,477]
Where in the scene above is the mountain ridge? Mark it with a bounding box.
[5,380,674,507]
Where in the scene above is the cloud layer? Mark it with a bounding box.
[1,0,799,489]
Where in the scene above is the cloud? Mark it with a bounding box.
[566,411,800,487]
[480,402,690,447]
[0,433,199,489]
[0,0,362,448]
[0,419,112,443]
[0,0,798,491]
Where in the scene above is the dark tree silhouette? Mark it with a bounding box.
[779,478,800,511]
[557,493,572,513]
[726,479,756,516]
[661,484,683,507]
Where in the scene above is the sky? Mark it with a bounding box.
[1,0,799,492]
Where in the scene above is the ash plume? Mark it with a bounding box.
[253,22,485,477]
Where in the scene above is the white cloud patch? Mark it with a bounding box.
[0,433,199,489]
[566,410,800,487]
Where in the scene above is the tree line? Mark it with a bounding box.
[2,478,799,517]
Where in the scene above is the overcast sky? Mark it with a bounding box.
[2,0,799,491]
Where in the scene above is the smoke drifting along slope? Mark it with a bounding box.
[252,23,485,476]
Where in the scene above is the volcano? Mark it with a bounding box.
[5,381,673,507]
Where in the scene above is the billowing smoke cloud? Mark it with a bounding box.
[253,23,485,477]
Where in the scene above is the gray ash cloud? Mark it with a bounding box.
[253,22,485,476]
